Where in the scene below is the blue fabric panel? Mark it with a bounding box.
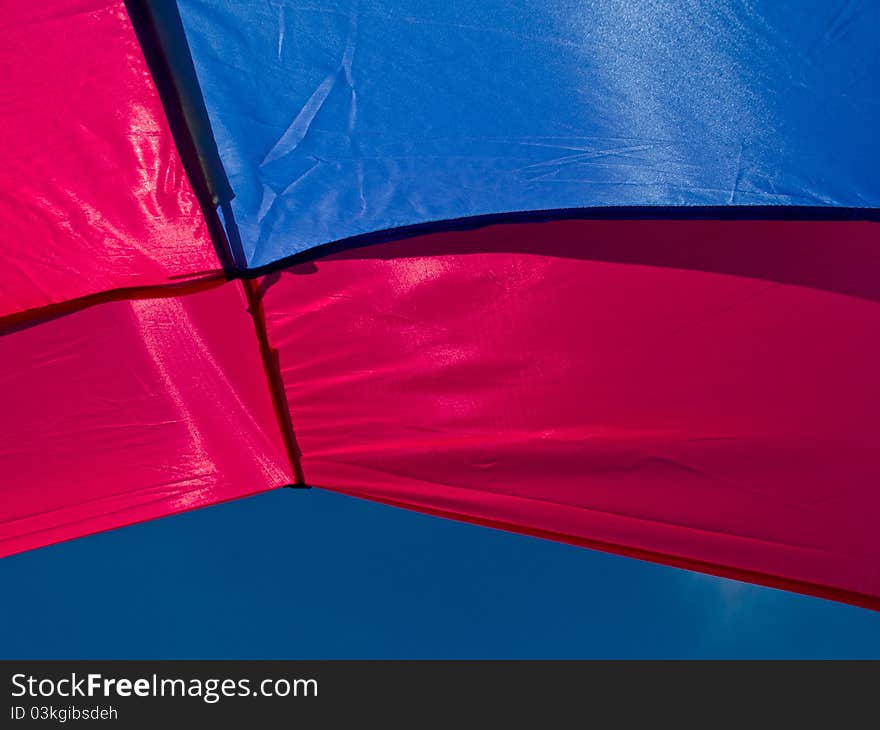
[176,0,880,267]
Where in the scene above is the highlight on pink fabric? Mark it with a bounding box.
[0,0,219,321]
[258,218,880,609]
[0,282,293,558]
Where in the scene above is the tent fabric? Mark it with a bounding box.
[176,0,880,267]
[0,1,220,321]
[258,219,880,608]
[0,281,293,558]
[2,0,879,611]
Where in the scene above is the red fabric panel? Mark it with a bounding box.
[0,1,218,320]
[260,219,880,608]
[0,282,292,557]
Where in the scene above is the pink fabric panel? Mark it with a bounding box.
[260,219,880,608]
[0,282,292,557]
[0,1,219,320]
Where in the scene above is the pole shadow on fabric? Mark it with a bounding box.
[249,209,880,306]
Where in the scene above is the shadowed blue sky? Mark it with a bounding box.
[1,488,879,658]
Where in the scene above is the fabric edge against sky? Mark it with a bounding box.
[258,218,880,609]
[0,281,293,559]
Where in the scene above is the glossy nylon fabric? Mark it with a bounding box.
[0,282,293,559]
[0,1,291,555]
[176,0,880,267]
[4,0,880,613]
[259,219,880,608]
[0,1,219,320]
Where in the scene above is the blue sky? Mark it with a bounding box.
[1,488,879,658]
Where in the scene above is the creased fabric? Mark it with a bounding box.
[259,220,880,607]
[0,0,219,320]
[177,0,880,266]
[0,282,292,558]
